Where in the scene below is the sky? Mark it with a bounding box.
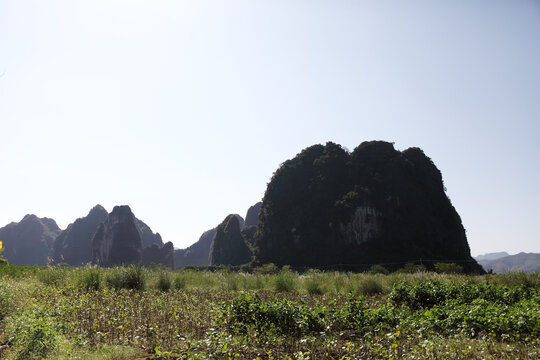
[1,0,539,256]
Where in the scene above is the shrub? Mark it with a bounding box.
[6,306,60,359]
[173,275,187,290]
[224,276,239,291]
[78,268,102,291]
[357,277,385,295]
[305,278,324,295]
[434,262,463,274]
[274,271,296,292]
[390,281,448,309]
[106,265,146,290]
[368,264,389,275]
[398,263,427,273]
[38,267,66,286]
[254,263,279,275]
[156,271,172,291]
[220,293,326,338]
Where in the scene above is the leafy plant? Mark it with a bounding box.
[6,306,60,359]
[220,293,326,338]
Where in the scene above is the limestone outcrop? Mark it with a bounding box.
[52,205,108,265]
[244,202,262,227]
[142,241,174,268]
[0,214,61,265]
[255,141,483,273]
[209,215,252,266]
[92,205,142,266]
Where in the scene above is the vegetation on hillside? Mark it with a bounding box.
[256,142,482,273]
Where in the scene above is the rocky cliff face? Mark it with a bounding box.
[52,205,108,265]
[174,228,216,268]
[209,214,252,266]
[175,211,257,269]
[244,202,262,227]
[0,214,61,265]
[255,141,483,273]
[339,206,381,246]
[142,241,174,268]
[92,205,142,266]
[135,218,164,248]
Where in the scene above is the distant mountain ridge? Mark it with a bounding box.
[52,205,109,266]
[474,252,509,261]
[0,205,173,268]
[0,215,61,265]
[475,252,540,273]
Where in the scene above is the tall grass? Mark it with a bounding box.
[77,268,102,291]
[274,271,296,292]
[105,265,146,290]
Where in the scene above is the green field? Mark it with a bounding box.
[0,265,538,359]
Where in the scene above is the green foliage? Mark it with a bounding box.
[253,263,279,274]
[368,264,389,275]
[274,271,296,292]
[6,306,60,359]
[434,262,463,274]
[304,278,324,295]
[0,267,538,359]
[419,298,540,339]
[0,283,13,321]
[398,262,427,273]
[219,293,326,338]
[105,265,146,290]
[37,266,66,286]
[77,268,102,291]
[389,280,538,309]
[357,277,385,295]
[338,294,404,333]
[173,274,187,289]
[156,271,172,291]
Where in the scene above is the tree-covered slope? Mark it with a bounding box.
[255,141,483,273]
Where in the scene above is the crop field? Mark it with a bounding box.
[0,265,538,359]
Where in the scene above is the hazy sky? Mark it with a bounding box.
[1,0,539,256]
